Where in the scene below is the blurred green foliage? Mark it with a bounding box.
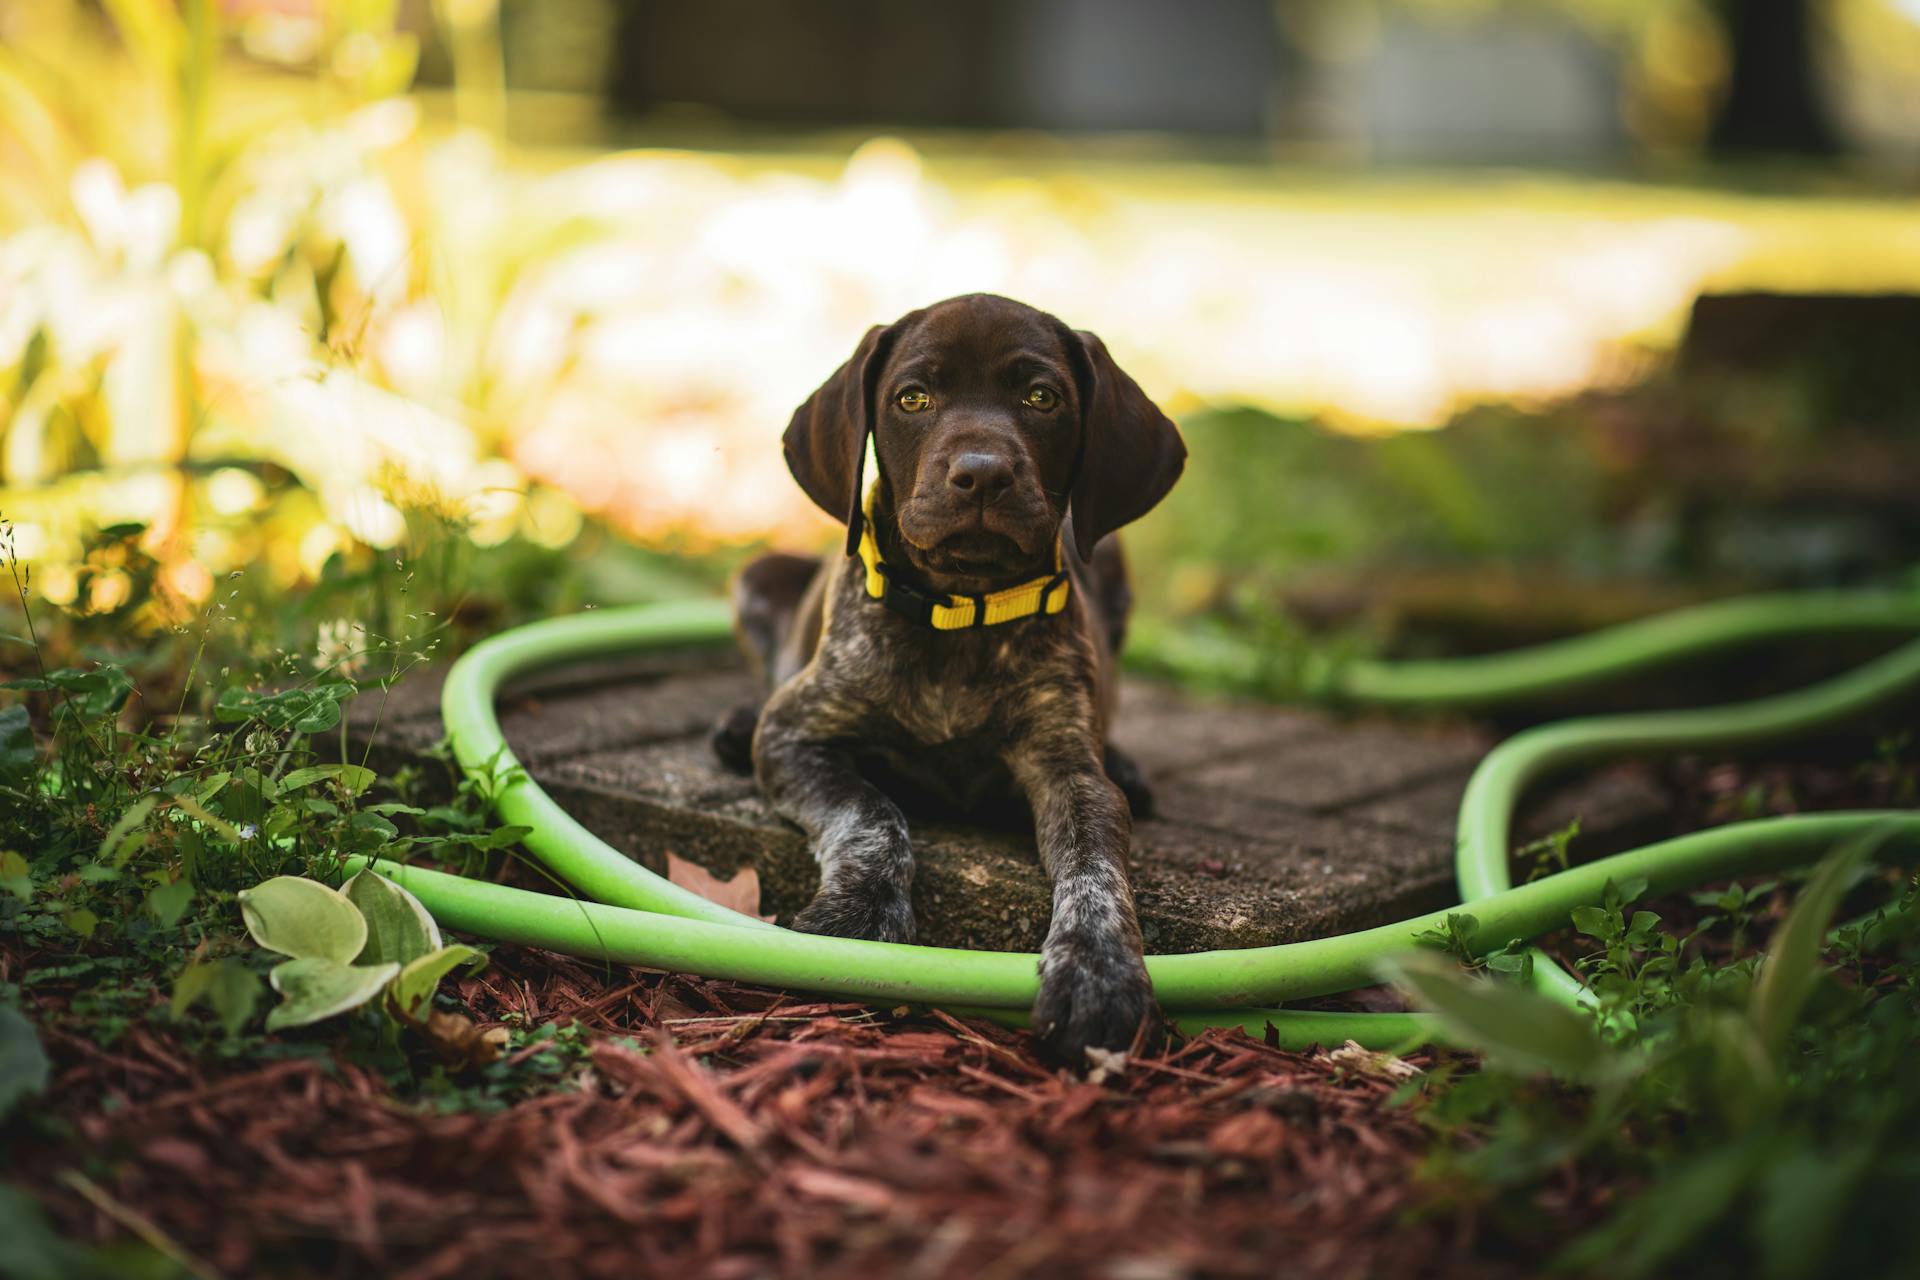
[1393,833,1920,1279]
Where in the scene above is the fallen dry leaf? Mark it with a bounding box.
[1084,1044,1129,1084]
[1324,1039,1423,1081]
[419,1010,510,1070]
[666,851,777,922]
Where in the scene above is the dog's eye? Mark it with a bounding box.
[1024,385,1058,410]
[896,388,931,413]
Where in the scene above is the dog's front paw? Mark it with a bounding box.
[1032,931,1160,1069]
[791,881,916,944]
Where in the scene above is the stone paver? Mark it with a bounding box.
[346,648,1677,953]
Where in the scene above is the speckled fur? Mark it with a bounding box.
[718,294,1184,1067]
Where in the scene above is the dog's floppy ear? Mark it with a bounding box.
[1063,329,1186,561]
[784,322,899,556]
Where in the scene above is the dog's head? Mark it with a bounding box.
[783,294,1185,593]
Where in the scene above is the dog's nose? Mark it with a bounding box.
[948,452,1016,500]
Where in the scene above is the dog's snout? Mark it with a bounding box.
[948,451,1017,499]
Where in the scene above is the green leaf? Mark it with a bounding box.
[145,879,195,927]
[0,704,34,781]
[1612,875,1649,905]
[169,958,213,1019]
[387,944,485,1019]
[4,665,134,717]
[95,794,157,864]
[172,792,244,845]
[266,957,399,1030]
[0,1183,111,1280]
[1379,951,1621,1082]
[343,870,441,966]
[1570,905,1612,938]
[0,1005,51,1121]
[60,907,98,939]
[214,682,354,734]
[1561,1141,1755,1277]
[342,811,399,851]
[279,763,376,796]
[170,957,260,1038]
[206,960,262,1038]
[1749,836,1876,1052]
[1755,1146,1871,1280]
[239,876,367,962]
[0,850,30,901]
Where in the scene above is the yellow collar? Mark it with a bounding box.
[856,487,1070,631]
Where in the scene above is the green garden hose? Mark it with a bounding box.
[348,591,1920,1051]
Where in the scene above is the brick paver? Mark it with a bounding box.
[348,649,1672,952]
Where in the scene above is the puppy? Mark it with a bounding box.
[713,293,1185,1065]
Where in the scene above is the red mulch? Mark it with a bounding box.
[10,941,1519,1280]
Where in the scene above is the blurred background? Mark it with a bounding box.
[4,0,1920,677]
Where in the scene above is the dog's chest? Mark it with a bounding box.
[869,646,1009,747]
[830,618,1051,745]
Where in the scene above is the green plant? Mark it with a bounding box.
[1689,877,1780,952]
[237,871,483,1030]
[1387,836,1920,1279]
[0,1003,51,1123]
[1517,817,1581,883]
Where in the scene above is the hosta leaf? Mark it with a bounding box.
[266,958,399,1030]
[343,870,441,966]
[388,944,486,1019]
[239,876,366,962]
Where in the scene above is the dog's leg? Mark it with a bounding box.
[754,701,916,943]
[1008,726,1159,1067]
[713,552,823,772]
[1102,742,1154,818]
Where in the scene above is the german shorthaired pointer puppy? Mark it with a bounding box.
[712,293,1186,1065]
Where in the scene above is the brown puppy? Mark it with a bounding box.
[713,293,1185,1065]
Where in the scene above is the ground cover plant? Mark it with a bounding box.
[5,490,1918,1277]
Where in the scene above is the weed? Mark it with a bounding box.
[1516,817,1580,883]
[1389,834,1920,1279]
[0,505,694,1085]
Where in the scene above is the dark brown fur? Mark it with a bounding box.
[713,294,1185,1066]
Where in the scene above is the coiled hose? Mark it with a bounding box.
[347,591,1920,1049]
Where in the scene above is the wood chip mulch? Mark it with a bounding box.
[7,941,1521,1280]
